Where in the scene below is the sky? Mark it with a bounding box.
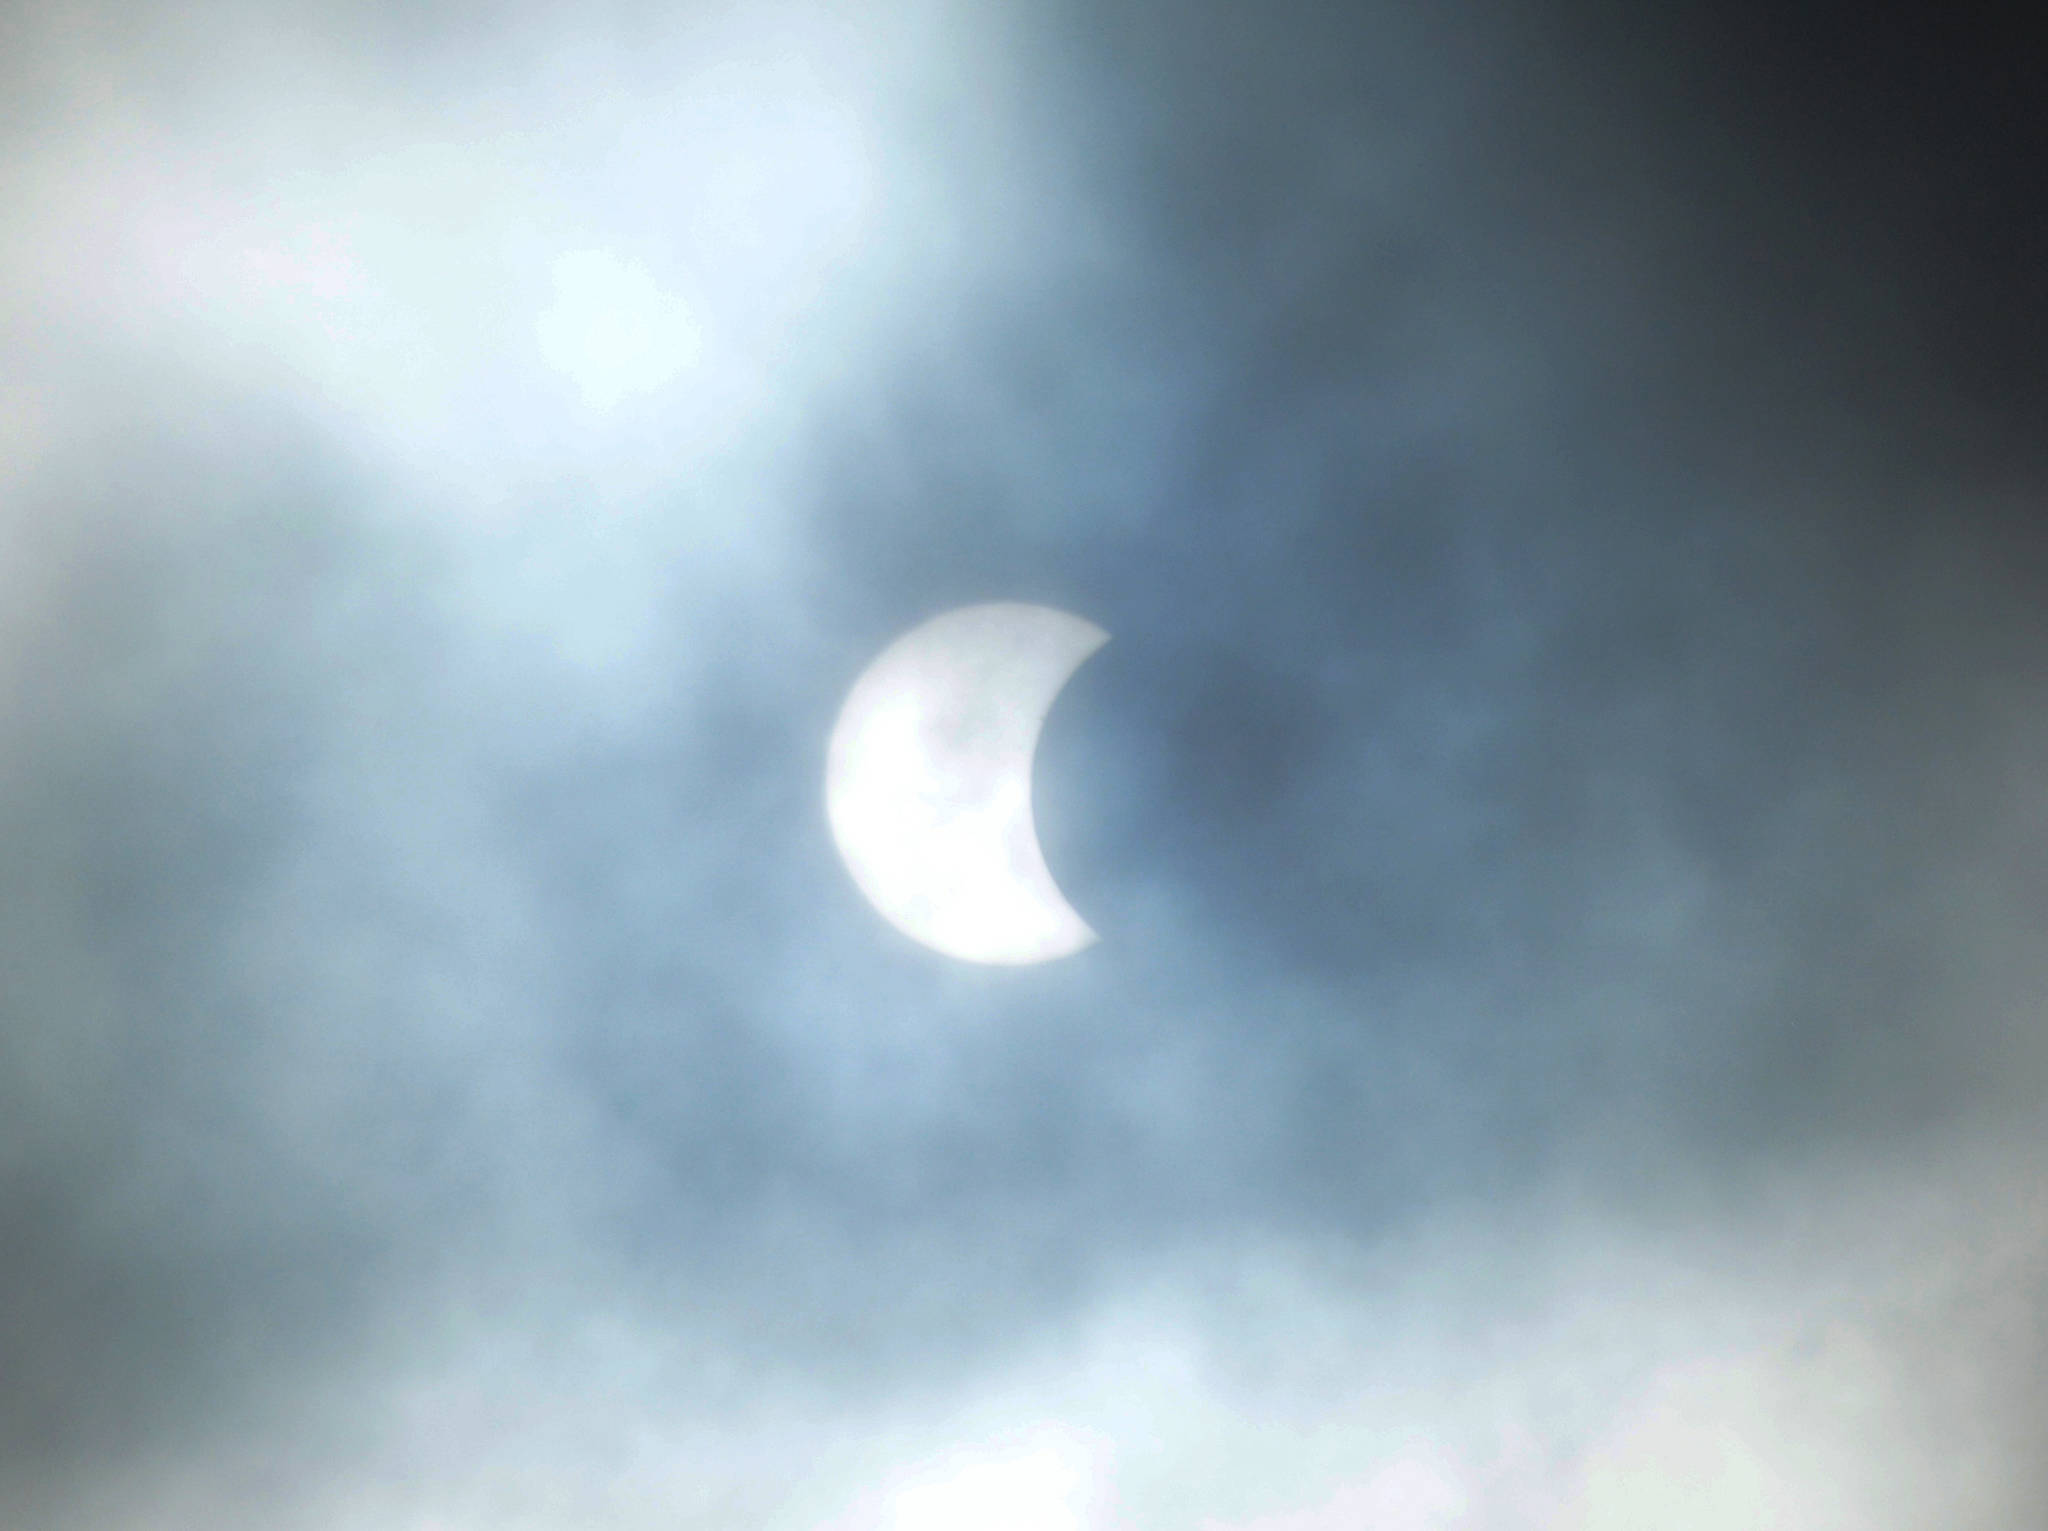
[2,0,2045,1526]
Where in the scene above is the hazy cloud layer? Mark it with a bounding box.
[3,0,2044,1525]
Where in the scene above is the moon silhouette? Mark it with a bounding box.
[826,602,1109,965]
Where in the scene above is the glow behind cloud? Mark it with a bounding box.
[537,250,702,411]
[2,1,2045,1529]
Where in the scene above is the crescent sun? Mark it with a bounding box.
[826,602,1109,965]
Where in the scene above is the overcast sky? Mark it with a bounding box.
[3,1,2045,1527]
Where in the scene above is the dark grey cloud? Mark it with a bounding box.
[3,0,2045,1525]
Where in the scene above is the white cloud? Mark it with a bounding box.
[883,1438,1100,1531]
[536,249,702,411]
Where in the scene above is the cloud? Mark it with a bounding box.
[3,0,2045,1526]
[536,250,704,412]
[14,1134,2039,1529]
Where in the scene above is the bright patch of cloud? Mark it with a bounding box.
[535,249,701,411]
[887,1442,1095,1531]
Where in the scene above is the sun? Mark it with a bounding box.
[826,604,1109,965]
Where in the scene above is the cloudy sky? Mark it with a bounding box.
[3,0,2045,1526]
